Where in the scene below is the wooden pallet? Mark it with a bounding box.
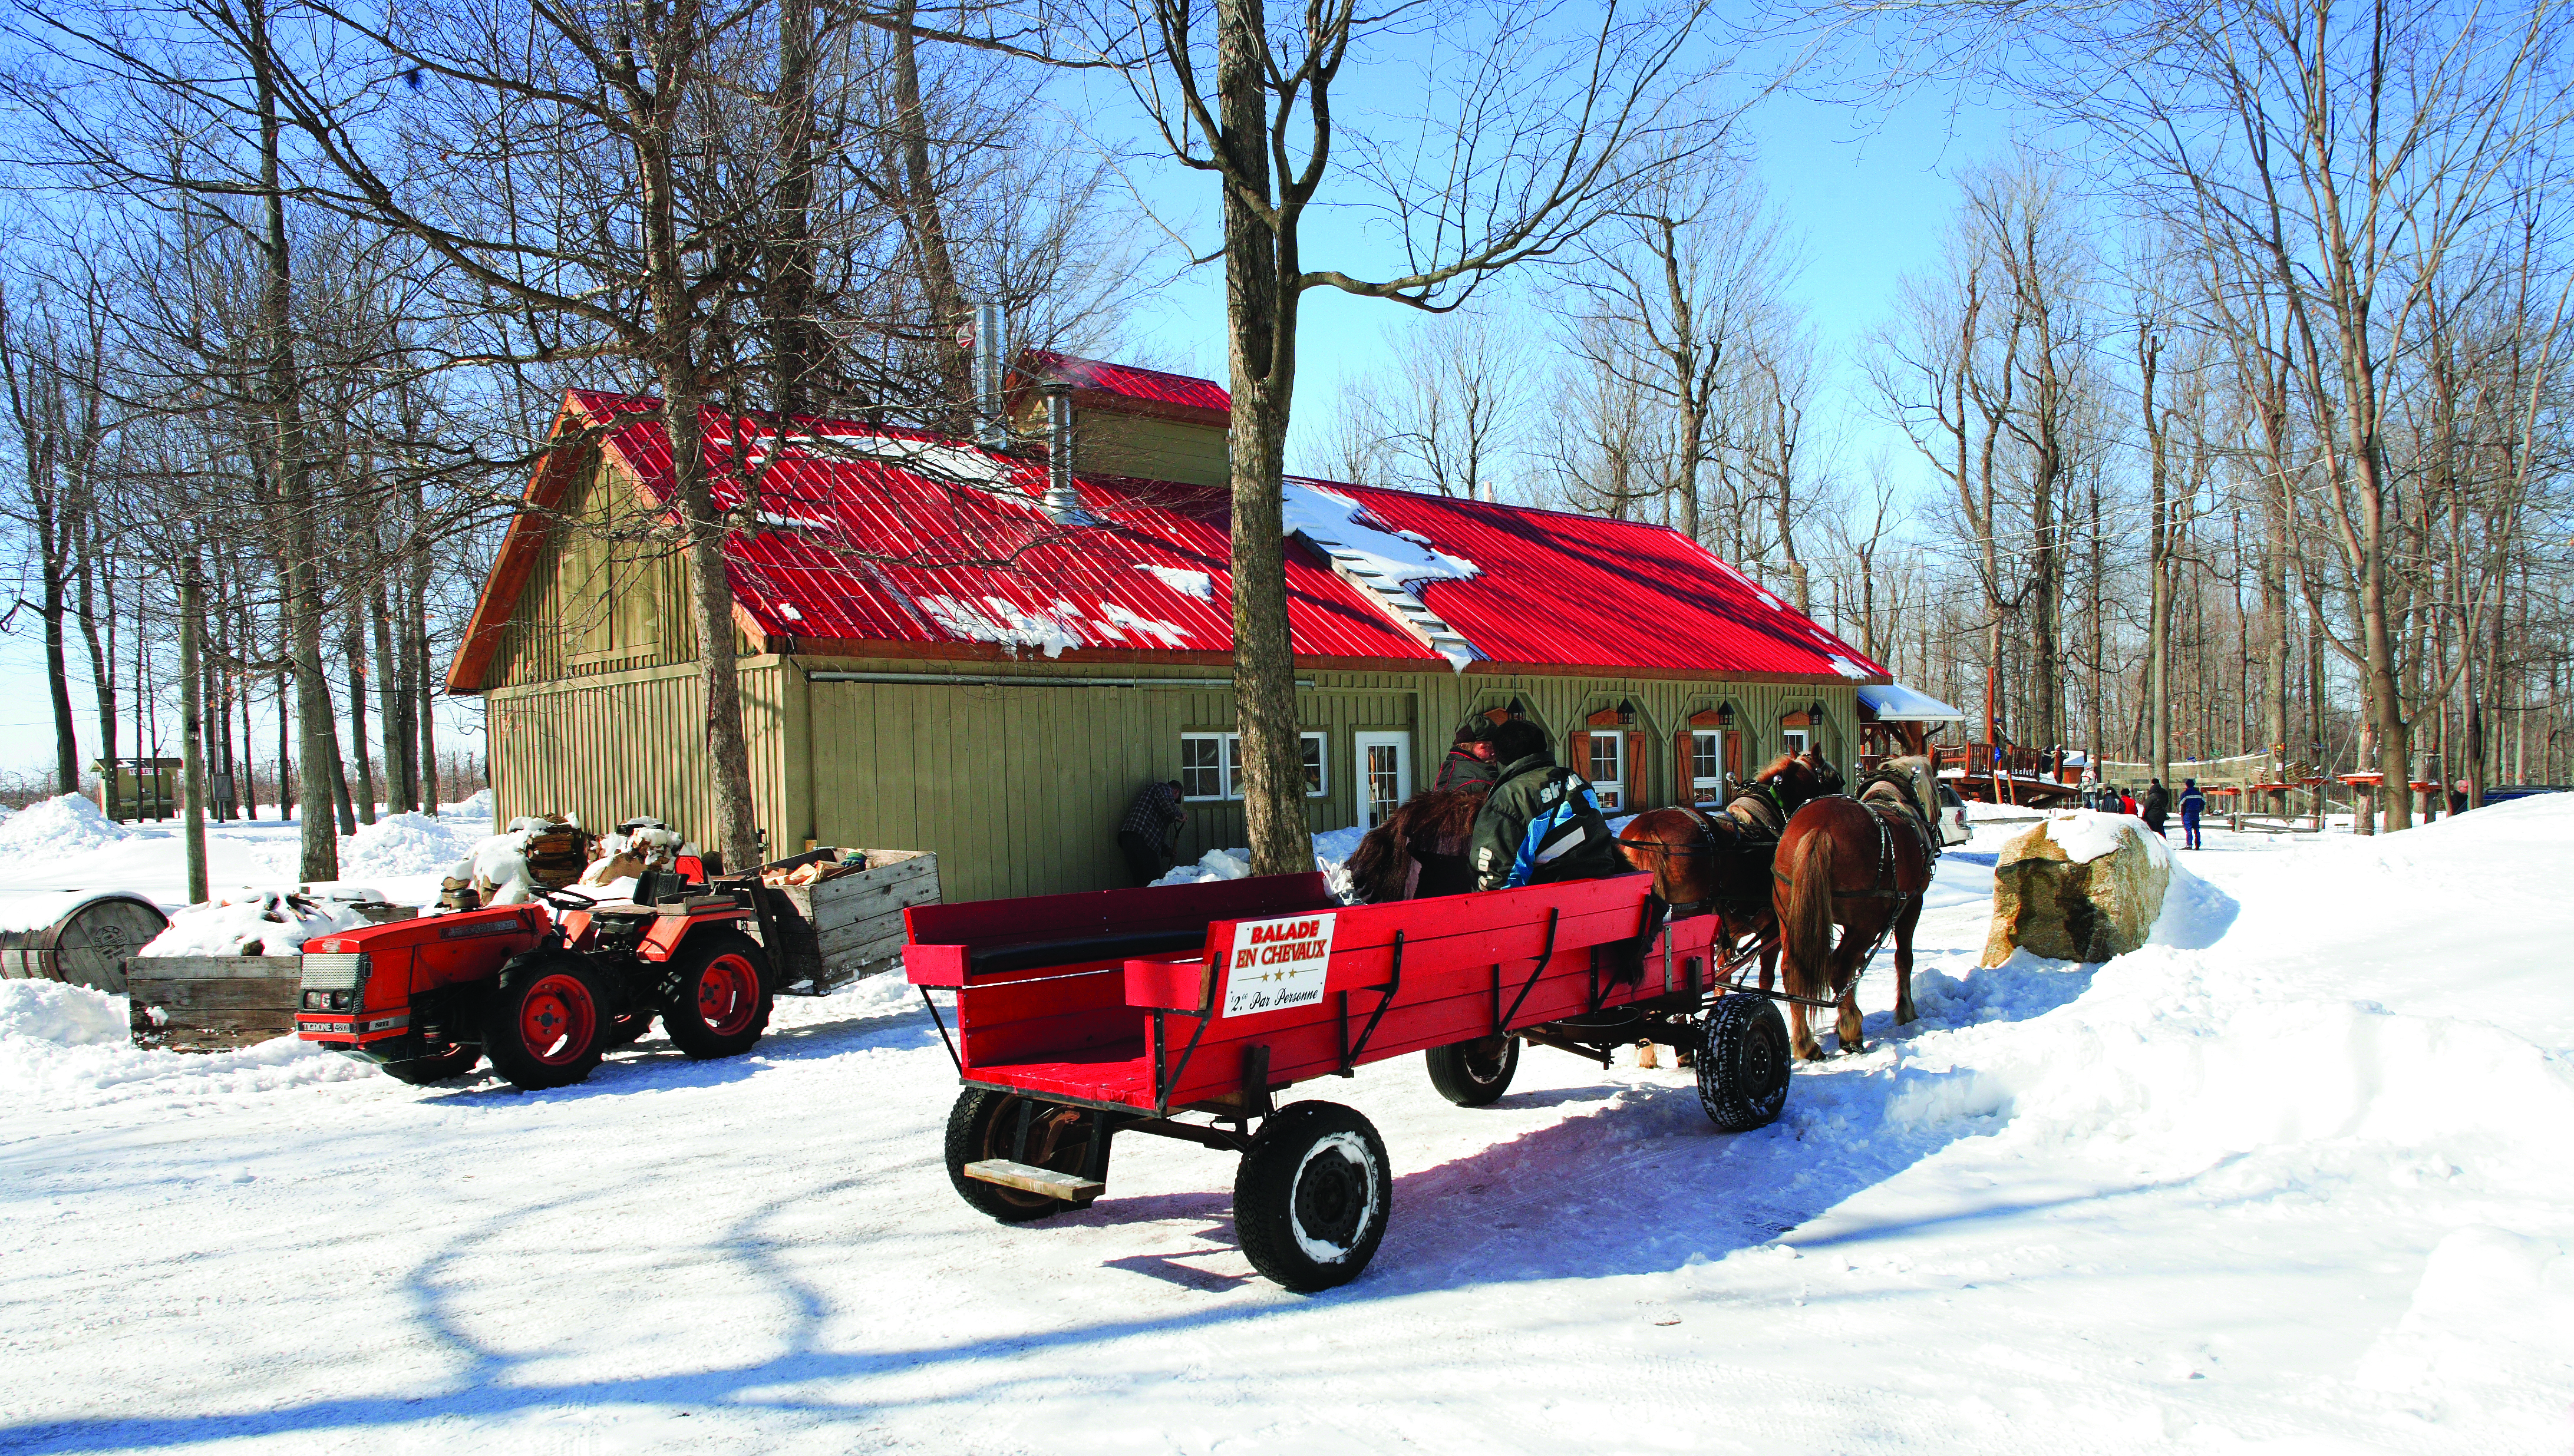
[127,956,301,1052]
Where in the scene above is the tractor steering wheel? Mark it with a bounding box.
[540,886,600,912]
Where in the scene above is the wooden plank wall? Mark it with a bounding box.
[487,659,794,861]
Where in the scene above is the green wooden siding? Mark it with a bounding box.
[486,457,717,689]
[487,659,794,860]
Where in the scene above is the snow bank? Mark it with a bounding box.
[0,978,127,1046]
[0,794,130,857]
[138,890,367,958]
[444,788,495,821]
[1152,825,1370,901]
[0,980,372,1110]
[342,812,480,879]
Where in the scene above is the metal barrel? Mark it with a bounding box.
[0,893,173,994]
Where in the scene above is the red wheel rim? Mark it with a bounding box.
[693,953,761,1036]
[517,973,596,1065]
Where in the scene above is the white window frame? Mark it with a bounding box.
[1586,731,1626,812]
[1780,727,1810,757]
[1354,731,1412,829]
[1691,730,1729,802]
[1180,731,1329,801]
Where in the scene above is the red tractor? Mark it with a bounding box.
[294,861,780,1090]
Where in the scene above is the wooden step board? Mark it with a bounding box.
[962,1158,1104,1205]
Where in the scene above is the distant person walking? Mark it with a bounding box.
[2141,778,2171,837]
[1117,778,1187,886]
[2178,778,2207,850]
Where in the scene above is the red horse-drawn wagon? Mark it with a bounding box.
[904,871,1794,1290]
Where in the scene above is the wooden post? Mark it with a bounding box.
[180,560,209,905]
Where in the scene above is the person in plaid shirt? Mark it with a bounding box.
[1118,779,1187,886]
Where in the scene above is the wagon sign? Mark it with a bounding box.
[1223,912,1336,1017]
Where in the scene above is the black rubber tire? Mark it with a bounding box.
[1423,1035,1520,1107]
[944,1087,1103,1224]
[604,1012,655,1048]
[656,929,773,1059]
[1234,1101,1392,1292]
[480,957,609,1091]
[381,1043,481,1085]
[1695,994,1791,1132]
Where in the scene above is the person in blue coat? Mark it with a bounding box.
[2178,778,2207,850]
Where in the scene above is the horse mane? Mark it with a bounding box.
[1750,752,1801,784]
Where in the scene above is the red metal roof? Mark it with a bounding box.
[1309,481,1892,681]
[1018,350,1232,416]
[450,391,1890,689]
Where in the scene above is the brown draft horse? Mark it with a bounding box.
[1614,748,1844,1068]
[1770,764,1940,1059]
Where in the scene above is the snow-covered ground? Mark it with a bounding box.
[2,800,2569,1454]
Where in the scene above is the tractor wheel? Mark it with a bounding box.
[604,1012,655,1048]
[1234,1101,1392,1292]
[1695,994,1791,1133]
[480,959,608,1090]
[1423,1035,1520,1107]
[381,1042,481,1085]
[656,930,773,1059]
[944,1087,1103,1224]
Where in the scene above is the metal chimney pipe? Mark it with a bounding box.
[1041,380,1080,523]
[971,300,1006,450]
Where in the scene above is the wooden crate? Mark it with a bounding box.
[127,956,302,1053]
[763,850,940,994]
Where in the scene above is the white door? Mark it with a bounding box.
[1355,732,1413,828]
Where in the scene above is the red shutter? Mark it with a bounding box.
[1675,730,1693,805]
[1567,729,1592,790]
[1628,731,1648,810]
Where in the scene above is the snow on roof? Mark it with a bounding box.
[1859,683,1970,721]
[448,391,1895,691]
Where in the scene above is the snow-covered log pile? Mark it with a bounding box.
[137,889,380,958]
[1979,810,2172,965]
[442,814,597,907]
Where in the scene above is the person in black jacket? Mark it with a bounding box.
[1433,721,1502,793]
[1467,719,1626,892]
[2141,778,2171,836]
[1117,779,1187,886]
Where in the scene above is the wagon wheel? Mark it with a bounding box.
[945,1087,1102,1225]
[1234,1101,1392,1292]
[1423,1035,1520,1107]
[1694,994,1790,1132]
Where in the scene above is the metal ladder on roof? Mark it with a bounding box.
[1305,538,1483,669]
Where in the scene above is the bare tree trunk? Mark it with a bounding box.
[891,0,971,426]
[180,563,208,904]
[1217,0,1311,878]
[371,575,411,812]
[249,0,339,877]
[344,600,375,826]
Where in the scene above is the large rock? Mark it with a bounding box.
[1979,811,2172,966]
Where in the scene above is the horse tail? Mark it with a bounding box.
[1778,825,1836,1003]
[1345,821,1401,903]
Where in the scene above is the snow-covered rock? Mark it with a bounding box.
[1980,810,2173,965]
[0,794,130,857]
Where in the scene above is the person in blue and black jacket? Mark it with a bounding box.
[1468,718,1626,892]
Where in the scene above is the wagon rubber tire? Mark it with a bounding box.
[1424,1035,1520,1107]
[480,958,609,1090]
[1234,1101,1392,1292]
[945,1087,1103,1224]
[381,1043,480,1085]
[1695,993,1791,1132]
[656,930,773,1059]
